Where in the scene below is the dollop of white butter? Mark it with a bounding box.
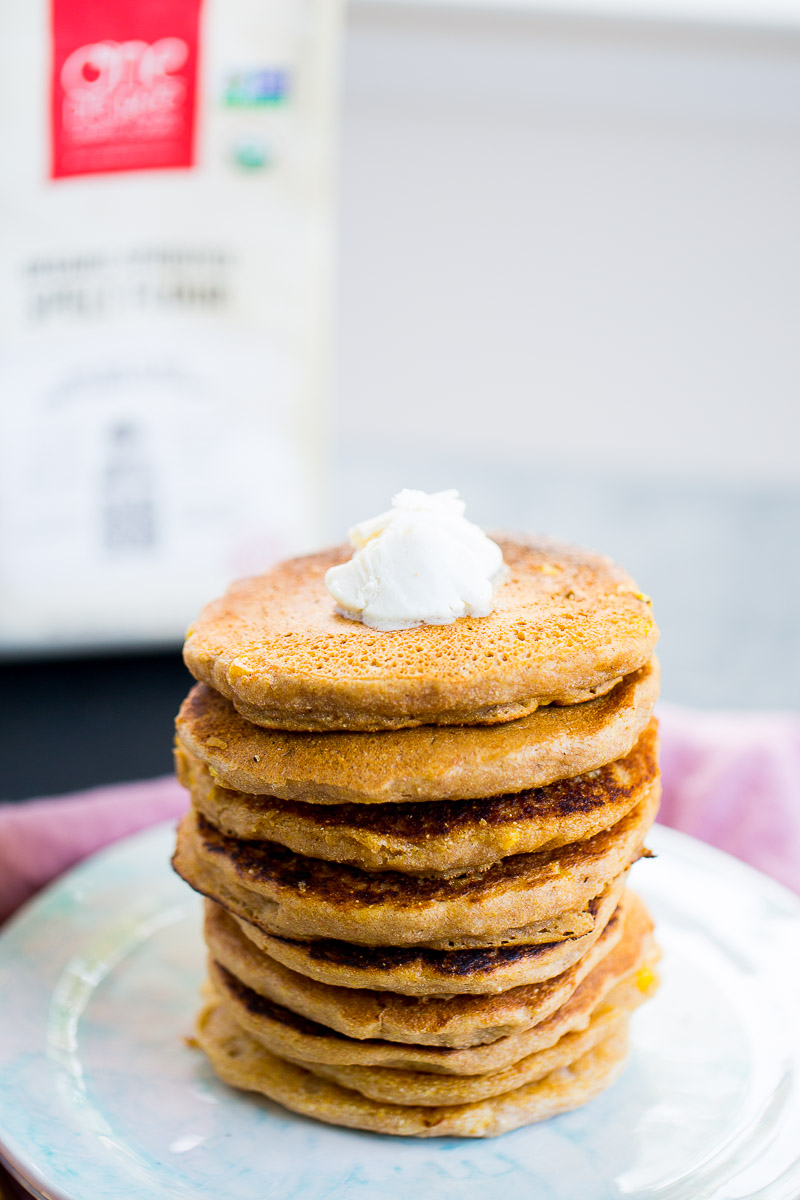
[325,489,507,631]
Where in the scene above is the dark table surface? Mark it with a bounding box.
[1,650,190,802]
[0,1164,31,1199]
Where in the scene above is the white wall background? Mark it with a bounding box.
[334,3,800,708]
[337,2,800,485]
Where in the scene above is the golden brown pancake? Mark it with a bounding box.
[205,900,623,1048]
[183,537,658,731]
[175,660,659,804]
[217,874,626,995]
[172,786,658,947]
[297,1014,630,1107]
[294,972,656,1106]
[179,721,658,875]
[203,892,655,1076]
[195,996,631,1137]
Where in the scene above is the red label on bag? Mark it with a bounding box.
[50,0,202,179]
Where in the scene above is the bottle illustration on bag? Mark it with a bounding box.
[101,421,157,553]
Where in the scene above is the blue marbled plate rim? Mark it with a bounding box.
[1,820,800,1200]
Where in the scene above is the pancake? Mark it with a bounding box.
[205,892,655,1075]
[195,996,630,1138]
[221,873,626,995]
[172,785,658,947]
[299,1013,631,1107]
[175,660,659,804]
[206,900,623,1048]
[183,537,658,731]
[179,721,658,876]
[295,972,655,1106]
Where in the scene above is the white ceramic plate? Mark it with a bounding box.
[0,821,799,1200]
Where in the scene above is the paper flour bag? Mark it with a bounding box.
[0,0,341,651]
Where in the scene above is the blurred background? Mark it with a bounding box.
[1,0,799,800]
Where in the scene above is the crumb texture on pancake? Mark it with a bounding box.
[204,899,624,1047]
[294,995,647,1107]
[179,721,659,874]
[172,787,658,946]
[195,996,631,1137]
[218,872,626,995]
[201,892,655,1075]
[297,964,659,1106]
[183,537,659,731]
[176,660,659,803]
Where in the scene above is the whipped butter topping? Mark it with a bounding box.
[324,489,507,631]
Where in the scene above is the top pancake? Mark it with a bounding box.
[183,536,658,732]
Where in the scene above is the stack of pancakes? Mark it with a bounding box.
[172,536,661,1137]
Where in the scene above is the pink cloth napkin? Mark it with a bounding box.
[658,704,800,895]
[0,776,188,924]
[0,706,798,924]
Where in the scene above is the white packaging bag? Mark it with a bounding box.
[0,0,341,651]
